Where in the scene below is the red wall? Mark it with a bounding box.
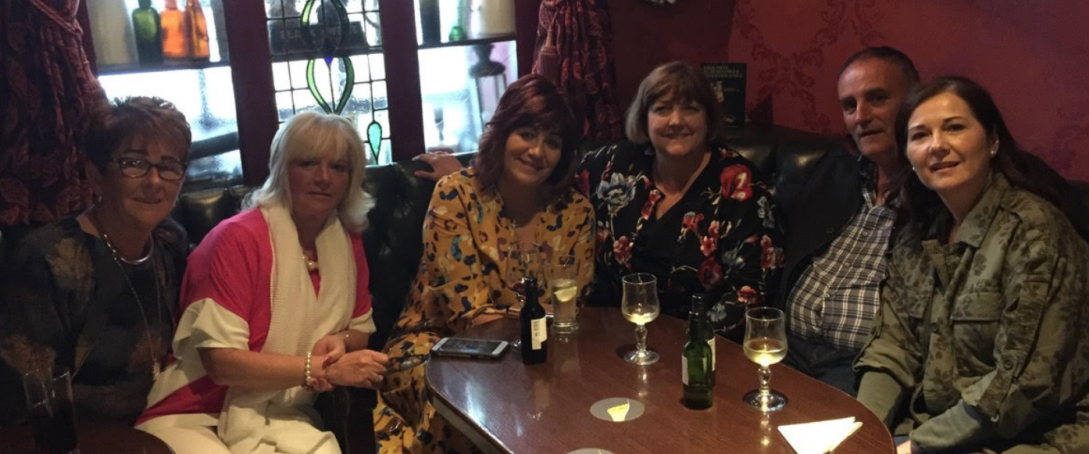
[606,0,1089,180]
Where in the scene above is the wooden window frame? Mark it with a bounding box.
[80,0,541,186]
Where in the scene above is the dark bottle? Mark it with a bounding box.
[132,0,163,65]
[520,277,548,365]
[683,294,714,409]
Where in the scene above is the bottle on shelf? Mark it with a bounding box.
[185,0,210,60]
[520,277,548,365]
[93,0,137,67]
[131,0,163,65]
[682,294,714,409]
[161,0,187,60]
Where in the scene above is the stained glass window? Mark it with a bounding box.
[266,0,391,165]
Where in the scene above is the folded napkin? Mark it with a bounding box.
[777,417,863,454]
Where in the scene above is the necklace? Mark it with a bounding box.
[92,211,167,380]
[101,231,154,265]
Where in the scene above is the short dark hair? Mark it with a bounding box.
[839,46,920,87]
[891,76,1078,240]
[473,74,582,196]
[624,61,726,144]
[83,97,191,173]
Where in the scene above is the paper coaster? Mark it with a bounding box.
[589,398,645,422]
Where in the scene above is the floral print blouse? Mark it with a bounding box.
[579,141,784,339]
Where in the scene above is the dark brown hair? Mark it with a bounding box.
[473,74,582,196]
[891,76,1075,240]
[624,61,725,144]
[83,96,192,173]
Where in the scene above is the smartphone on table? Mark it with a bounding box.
[431,337,509,360]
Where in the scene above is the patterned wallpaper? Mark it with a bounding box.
[607,0,1089,180]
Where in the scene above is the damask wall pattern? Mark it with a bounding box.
[604,0,1088,181]
[724,0,1089,180]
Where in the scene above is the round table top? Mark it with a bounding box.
[426,307,895,454]
[0,420,173,454]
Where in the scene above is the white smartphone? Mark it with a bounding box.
[431,337,509,360]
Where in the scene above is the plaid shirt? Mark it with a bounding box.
[787,159,896,352]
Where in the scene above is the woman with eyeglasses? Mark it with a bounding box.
[0,97,191,426]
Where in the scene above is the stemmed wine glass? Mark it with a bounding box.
[621,273,660,365]
[743,307,788,412]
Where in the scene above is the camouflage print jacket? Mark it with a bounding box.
[856,173,1089,454]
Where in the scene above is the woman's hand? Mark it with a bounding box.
[895,439,921,454]
[322,349,390,389]
[312,333,348,365]
[413,151,463,181]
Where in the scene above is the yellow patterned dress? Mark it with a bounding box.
[374,169,595,454]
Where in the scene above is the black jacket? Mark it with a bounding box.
[776,142,864,311]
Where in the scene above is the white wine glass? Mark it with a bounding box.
[743,307,788,412]
[621,273,660,365]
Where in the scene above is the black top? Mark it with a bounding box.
[579,141,784,339]
[0,216,187,425]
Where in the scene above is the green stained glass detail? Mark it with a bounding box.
[301,0,355,114]
[305,57,354,114]
[367,121,382,163]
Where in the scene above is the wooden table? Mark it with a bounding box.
[426,307,894,454]
[0,421,173,454]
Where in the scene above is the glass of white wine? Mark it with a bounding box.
[743,307,788,411]
[621,273,660,365]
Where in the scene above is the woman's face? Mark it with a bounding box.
[99,135,187,230]
[647,94,708,159]
[288,153,351,221]
[500,126,563,190]
[905,91,995,200]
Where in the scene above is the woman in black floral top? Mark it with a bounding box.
[578,62,783,339]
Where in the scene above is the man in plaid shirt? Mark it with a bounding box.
[778,47,918,395]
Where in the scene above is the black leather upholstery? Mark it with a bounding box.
[165,125,1089,453]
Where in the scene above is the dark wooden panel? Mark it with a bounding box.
[379,0,425,162]
[0,421,172,454]
[222,0,278,186]
[427,307,894,454]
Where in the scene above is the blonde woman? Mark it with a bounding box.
[137,112,388,454]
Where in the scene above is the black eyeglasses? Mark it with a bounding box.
[113,157,187,181]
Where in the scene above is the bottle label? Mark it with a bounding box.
[531,317,547,350]
[682,356,688,385]
[708,337,716,371]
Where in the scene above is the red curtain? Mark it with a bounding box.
[1,0,102,226]
[533,0,623,141]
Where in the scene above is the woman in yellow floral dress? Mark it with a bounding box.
[374,75,595,454]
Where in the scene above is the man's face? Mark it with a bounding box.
[837,58,911,162]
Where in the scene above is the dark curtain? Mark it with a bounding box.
[1,0,102,226]
[533,0,623,141]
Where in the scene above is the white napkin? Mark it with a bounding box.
[777,417,863,454]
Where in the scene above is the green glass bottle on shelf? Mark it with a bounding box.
[131,0,163,65]
[185,0,210,60]
[682,294,714,409]
[448,0,468,41]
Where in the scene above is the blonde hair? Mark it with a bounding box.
[243,112,373,232]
